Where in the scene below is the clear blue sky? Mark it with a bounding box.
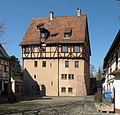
[0,0,120,70]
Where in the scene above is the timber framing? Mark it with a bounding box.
[20,9,91,96]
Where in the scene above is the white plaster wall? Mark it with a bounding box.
[118,47,120,69]
[11,78,15,93]
[114,79,120,110]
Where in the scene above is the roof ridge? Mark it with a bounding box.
[32,14,87,20]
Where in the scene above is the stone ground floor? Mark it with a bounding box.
[0,95,119,115]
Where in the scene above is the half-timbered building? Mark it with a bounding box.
[103,30,120,113]
[20,8,91,96]
[0,44,10,97]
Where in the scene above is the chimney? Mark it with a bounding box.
[50,11,54,20]
[77,8,81,16]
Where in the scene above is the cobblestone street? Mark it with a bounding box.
[0,95,119,115]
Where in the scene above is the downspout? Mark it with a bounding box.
[8,58,11,95]
[57,44,59,96]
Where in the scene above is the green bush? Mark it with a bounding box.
[94,92,102,103]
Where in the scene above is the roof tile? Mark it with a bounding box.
[20,15,87,45]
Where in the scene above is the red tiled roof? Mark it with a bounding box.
[20,15,87,45]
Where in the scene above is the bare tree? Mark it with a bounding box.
[0,20,6,37]
[90,64,96,78]
[117,0,120,20]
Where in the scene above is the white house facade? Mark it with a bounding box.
[103,30,120,113]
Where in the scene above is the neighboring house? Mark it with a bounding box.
[19,8,91,96]
[96,79,105,93]
[89,78,97,95]
[11,76,22,93]
[103,30,120,113]
[0,44,10,97]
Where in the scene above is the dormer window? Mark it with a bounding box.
[37,23,44,30]
[41,32,46,42]
[51,33,58,37]
[64,27,72,39]
[41,32,45,38]
[64,33,70,38]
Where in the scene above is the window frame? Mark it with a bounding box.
[34,75,37,79]
[61,74,67,80]
[41,32,46,38]
[74,46,80,53]
[4,65,7,72]
[24,47,29,53]
[68,87,73,93]
[41,46,46,52]
[0,81,2,90]
[64,33,70,38]
[61,87,66,93]
[34,61,38,67]
[65,61,69,68]
[42,61,46,67]
[75,61,79,68]
[51,81,53,86]
[68,74,74,80]
[62,46,68,52]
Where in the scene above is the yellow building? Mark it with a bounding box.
[20,8,91,96]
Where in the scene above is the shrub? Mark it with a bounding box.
[94,92,102,103]
[8,93,17,101]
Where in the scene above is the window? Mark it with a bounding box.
[68,74,74,80]
[64,33,70,38]
[61,87,66,93]
[61,74,67,80]
[4,65,7,72]
[72,74,74,79]
[65,61,69,68]
[116,54,118,70]
[62,46,68,52]
[25,47,29,53]
[0,81,2,90]
[42,46,46,52]
[51,33,58,37]
[51,81,53,86]
[68,87,73,93]
[34,61,38,67]
[75,61,79,68]
[34,75,36,79]
[41,32,45,38]
[74,46,79,52]
[50,63,52,67]
[42,61,46,67]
